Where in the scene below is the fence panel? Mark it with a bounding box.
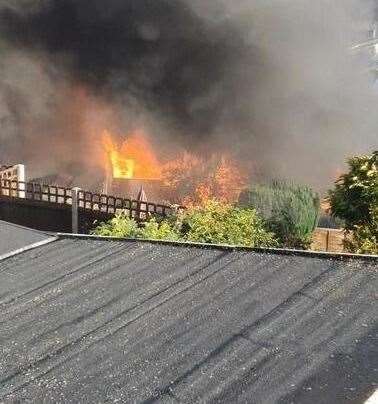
[0,180,184,222]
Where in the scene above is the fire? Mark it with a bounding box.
[162,152,247,206]
[102,129,247,205]
[102,130,162,180]
[103,135,135,179]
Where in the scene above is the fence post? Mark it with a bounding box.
[136,187,148,220]
[71,187,81,234]
[326,230,330,252]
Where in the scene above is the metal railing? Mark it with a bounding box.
[0,179,183,220]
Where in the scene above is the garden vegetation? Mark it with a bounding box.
[93,153,377,256]
[240,181,320,249]
[329,151,377,254]
[92,199,277,248]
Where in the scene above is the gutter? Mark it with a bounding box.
[57,233,378,262]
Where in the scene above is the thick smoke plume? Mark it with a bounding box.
[0,0,377,189]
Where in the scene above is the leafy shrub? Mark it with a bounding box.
[346,207,378,254]
[137,217,180,241]
[329,151,378,254]
[92,213,179,240]
[179,199,277,247]
[91,212,139,238]
[240,181,320,249]
[329,151,377,228]
[92,200,276,248]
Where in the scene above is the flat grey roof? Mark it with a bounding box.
[0,220,53,257]
[0,236,376,403]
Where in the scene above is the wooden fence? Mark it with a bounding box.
[0,180,349,252]
[0,179,183,220]
[0,180,184,233]
[311,227,346,253]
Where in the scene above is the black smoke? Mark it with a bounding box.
[0,0,377,188]
[0,0,257,137]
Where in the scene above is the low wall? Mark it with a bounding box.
[311,227,345,253]
[0,196,112,233]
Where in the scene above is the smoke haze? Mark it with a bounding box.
[0,0,377,189]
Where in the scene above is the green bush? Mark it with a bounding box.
[179,200,277,247]
[91,212,139,238]
[346,207,378,254]
[138,217,180,241]
[92,213,179,240]
[329,151,378,254]
[92,200,277,248]
[329,151,377,228]
[240,181,320,249]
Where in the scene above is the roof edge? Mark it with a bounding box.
[56,233,378,262]
[0,220,52,237]
[0,236,59,262]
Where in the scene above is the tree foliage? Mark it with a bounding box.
[329,151,378,254]
[329,151,378,228]
[346,207,378,254]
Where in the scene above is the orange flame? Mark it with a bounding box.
[102,130,162,180]
[103,133,135,179]
[162,152,247,206]
[102,129,247,205]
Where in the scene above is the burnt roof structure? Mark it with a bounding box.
[0,230,377,403]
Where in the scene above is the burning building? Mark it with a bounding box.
[101,130,164,202]
[101,129,247,205]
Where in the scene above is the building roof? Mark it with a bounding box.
[0,220,54,257]
[28,173,74,188]
[0,235,377,403]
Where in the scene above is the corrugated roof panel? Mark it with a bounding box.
[0,238,376,403]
